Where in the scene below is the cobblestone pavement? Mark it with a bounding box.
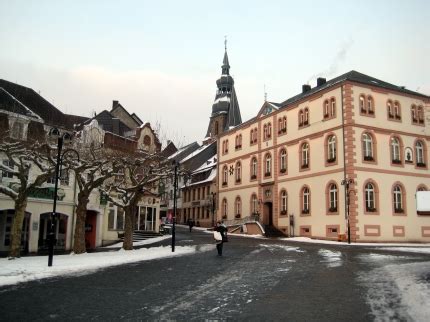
[1,226,429,321]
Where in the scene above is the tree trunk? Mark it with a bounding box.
[73,192,89,254]
[8,196,28,258]
[123,205,135,250]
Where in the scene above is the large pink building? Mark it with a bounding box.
[217,71,430,242]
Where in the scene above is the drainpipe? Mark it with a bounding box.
[341,85,348,228]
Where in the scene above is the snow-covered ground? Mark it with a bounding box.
[1,231,429,321]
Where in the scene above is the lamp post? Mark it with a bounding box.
[341,178,355,244]
[48,128,79,267]
[171,160,178,252]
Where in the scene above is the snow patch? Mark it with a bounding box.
[318,249,343,268]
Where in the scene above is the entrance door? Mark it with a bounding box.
[263,202,273,226]
[38,212,68,251]
[85,211,97,249]
[0,209,31,253]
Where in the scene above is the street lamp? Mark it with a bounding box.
[48,128,79,267]
[341,178,355,244]
[171,160,179,252]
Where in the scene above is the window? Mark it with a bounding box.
[251,194,258,215]
[222,198,228,218]
[360,95,374,115]
[222,165,228,186]
[143,135,151,146]
[362,133,374,161]
[60,168,70,186]
[235,134,242,149]
[330,98,336,117]
[263,124,268,140]
[411,105,418,123]
[299,110,304,127]
[391,137,401,164]
[250,129,254,144]
[235,161,241,183]
[264,153,272,176]
[328,183,338,212]
[302,187,310,214]
[250,127,258,144]
[279,149,287,173]
[301,143,309,169]
[415,140,426,167]
[280,190,288,214]
[417,106,424,124]
[214,121,219,135]
[10,122,25,140]
[251,157,257,180]
[365,183,376,212]
[235,197,241,218]
[394,102,401,120]
[387,100,393,119]
[108,206,125,230]
[324,100,329,118]
[393,185,404,213]
[222,139,229,154]
[263,123,272,140]
[304,108,309,125]
[327,135,336,163]
[278,116,287,134]
[2,160,15,179]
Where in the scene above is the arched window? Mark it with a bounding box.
[411,105,418,124]
[304,108,309,125]
[330,98,336,117]
[222,198,228,218]
[394,102,401,120]
[301,143,309,169]
[251,194,258,215]
[367,96,374,114]
[143,135,151,146]
[263,124,268,140]
[324,100,329,118]
[280,190,288,214]
[365,183,376,211]
[387,100,393,119]
[391,137,401,164]
[265,153,272,176]
[359,95,365,112]
[417,106,424,124]
[302,187,310,214]
[222,166,228,185]
[251,157,257,179]
[299,110,304,126]
[280,149,287,172]
[327,135,336,162]
[329,183,338,212]
[393,185,403,213]
[235,197,241,218]
[235,161,241,183]
[362,133,374,161]
[416,140,425,167]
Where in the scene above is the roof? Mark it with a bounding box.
[0,79,75,129]
[0,87,42,120]
[278,70,429,109]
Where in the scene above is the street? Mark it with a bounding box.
[1,226,429,321]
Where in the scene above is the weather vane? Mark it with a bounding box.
[224,35,227,51]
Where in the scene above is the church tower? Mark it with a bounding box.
[205,42,242,141]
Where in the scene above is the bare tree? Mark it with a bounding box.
[0,139,57,258]
[68,147,122,254]
[102,150,169,250]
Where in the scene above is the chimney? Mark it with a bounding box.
[112,100,119,108]
[317,77,326,87]
[302,84,311,93]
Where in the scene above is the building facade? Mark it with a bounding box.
[217,71,430,242]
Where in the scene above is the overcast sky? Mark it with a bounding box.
[1,0,429,146]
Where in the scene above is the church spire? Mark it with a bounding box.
[222,36,230,75]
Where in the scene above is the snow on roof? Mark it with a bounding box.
[213,96,230,104]
[193,155,217,173]
[179,143,211,163]
[168,142,200,160]
[180,168,217,188]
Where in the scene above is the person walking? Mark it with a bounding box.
[188,218,194,232]
[214,221,228,256]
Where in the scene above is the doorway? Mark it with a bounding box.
[263,202,273,226]
[38,212,68,251]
